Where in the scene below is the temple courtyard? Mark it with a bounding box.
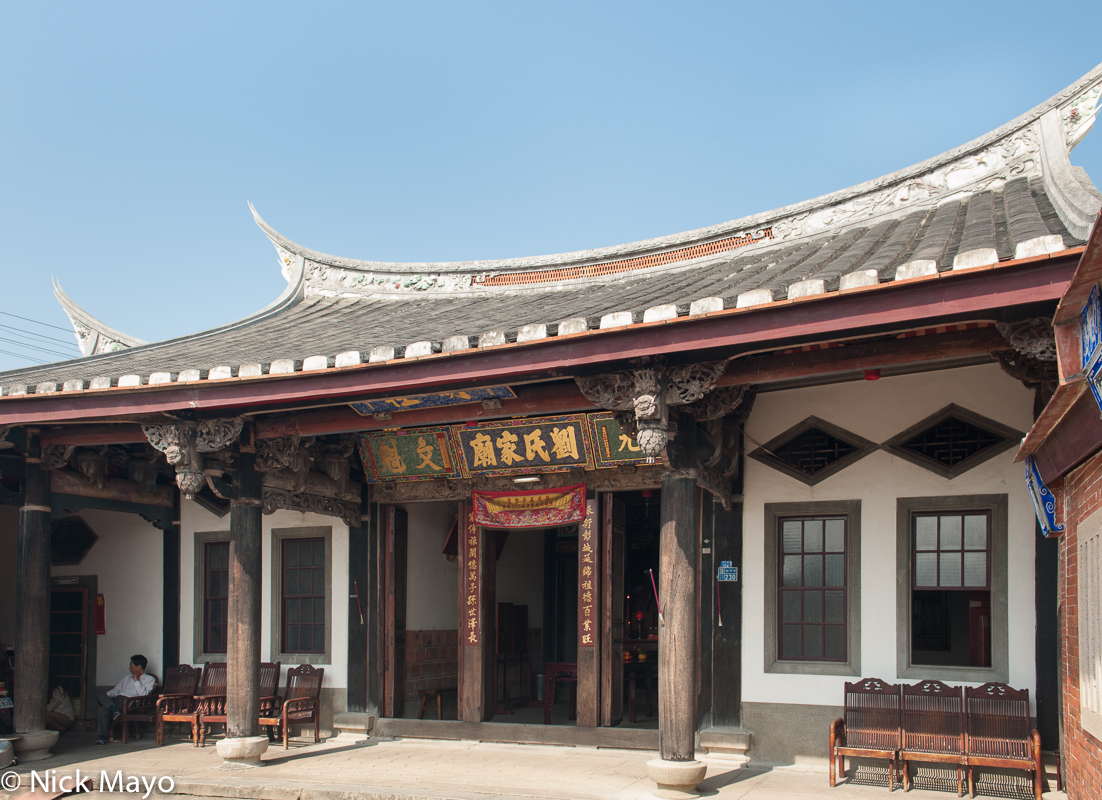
[0,729,1062,800]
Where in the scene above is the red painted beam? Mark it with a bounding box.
[41,424,147,446]
[1030,385,1102,484]
[0,254,1078,425]
[255,382,595,439]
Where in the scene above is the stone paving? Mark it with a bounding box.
[0,730,1062,800]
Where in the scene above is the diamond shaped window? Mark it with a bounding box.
[750,417,874,486]
[884,404,1022,479]
[50,515,99,566]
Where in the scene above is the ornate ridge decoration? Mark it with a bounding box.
[1063,80,1102,148]
[261,487,360,528]
[41,445,76,471]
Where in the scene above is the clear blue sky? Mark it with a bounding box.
[2,2,1100,372]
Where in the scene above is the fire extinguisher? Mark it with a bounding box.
[95,594,106,635]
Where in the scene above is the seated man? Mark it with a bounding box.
[94,654,154,745]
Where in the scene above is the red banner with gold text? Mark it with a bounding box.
[471,484,587,529]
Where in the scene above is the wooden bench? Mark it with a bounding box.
[197,661,281,746]
[830,679,1045,799]
[259,664,324,748]
[964,682,1042,800]
[113,665,202,744]
[157,662,222,746]
[829,678,902,790]
[417,685,456,720]
[899,680,964,794]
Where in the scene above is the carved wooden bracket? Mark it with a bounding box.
[576,358,729,458]
[41,445,76,471]
[995,318,1059,415]
[143,417,245,498]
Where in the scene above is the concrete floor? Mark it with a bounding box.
[0,728,1062,800]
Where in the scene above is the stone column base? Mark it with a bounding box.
[12,729,58,762]
[645,758,708,799]
[216,735,268,769]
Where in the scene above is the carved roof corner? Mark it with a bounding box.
[53,279,148,357]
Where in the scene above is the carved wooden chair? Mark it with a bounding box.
[259,665,325,748]
[963,682,1043,800]
[829,678,902,790]
[899,679,964,793]
[197,661,281,747]
[157,661,222,746]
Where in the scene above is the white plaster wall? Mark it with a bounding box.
[180,501,350,689]
[741,363,1038,709]
[51,509,164,682]
[0,505,17,649]
[404,502,459,631]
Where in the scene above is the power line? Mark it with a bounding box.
[0,322,78,347]
[0,309,73,333]
[0,348,48,365]
[0,336,76,359]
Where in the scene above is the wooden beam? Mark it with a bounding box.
[1030,386,1102,484]
[718,327,1010,386]
[256,382,594,439]
[0,254,1077,424]
[41,425,146,446]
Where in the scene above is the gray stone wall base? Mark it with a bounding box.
[741,701,841,766]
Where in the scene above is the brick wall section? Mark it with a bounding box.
[1060,448,1102,800]
[403,629,458,703]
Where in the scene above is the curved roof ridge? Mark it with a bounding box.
[254,63,1102,280]
[54,280,148,356]
[0,238,313,381]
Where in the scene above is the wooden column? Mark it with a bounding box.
[15,429,49,735]
[364,500,384,717]
[458,502,495,721]
[576,496,599,726]
[710,500,743,727]
[346,489,370,714]
[226,448,262,740]
[658,413,699,761]
[161,492,181,672]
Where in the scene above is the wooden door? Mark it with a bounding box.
[601,494,626,726]
[383,507,408,718]
[49,587,89,718]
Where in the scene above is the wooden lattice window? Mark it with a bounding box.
[885,405,1021,480]
[203,541,229,654]
[281,537,326,654]
[750,417,874,486]
[778,515,848,661]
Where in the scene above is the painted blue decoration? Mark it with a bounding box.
[1025,456,1064,537]
[1082,284,1102,372]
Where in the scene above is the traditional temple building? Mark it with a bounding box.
[1,63,1100,795]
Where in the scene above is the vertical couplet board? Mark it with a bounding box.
[601,493,626,726]
[459,502,496,721]
[383,506,408,718]
[576,497,600,726]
